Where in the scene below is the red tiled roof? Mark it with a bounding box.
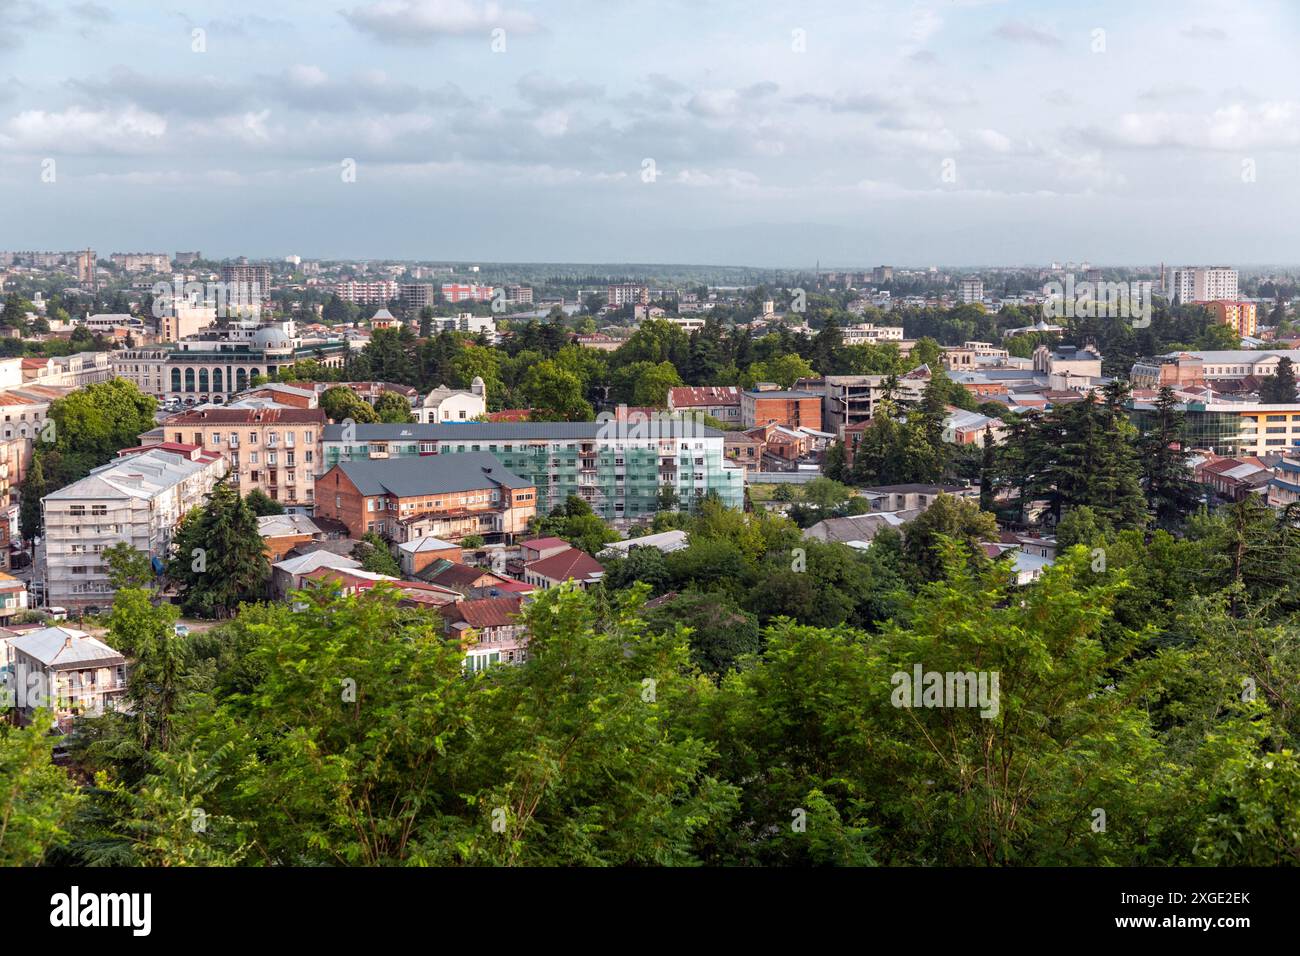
[441,595,523,629]
[525,548,604,582]
[520,536,569,550]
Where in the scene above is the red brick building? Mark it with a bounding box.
[741,387,822,430]
[315,451,536,544]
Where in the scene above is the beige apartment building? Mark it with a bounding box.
[157,407,327,512]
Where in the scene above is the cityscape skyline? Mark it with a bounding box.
[3,0,1299,264]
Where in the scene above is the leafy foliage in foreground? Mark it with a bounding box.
[7,533,1294,867]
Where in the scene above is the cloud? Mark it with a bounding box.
[68,1,112,22]
[342,0,538,44]
[1180,24,1227,41]
[516,73,604,108]
[0,105,167,154]
[1137,83,1203,102]
[0,0,50,49]
[993,20,1061,47]
[1073,102,1300,151]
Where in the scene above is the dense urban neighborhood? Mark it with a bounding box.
[0,252,1298,870]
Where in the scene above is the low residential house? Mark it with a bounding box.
[598,529,690,558]
[417,378,487,424]
[271,550,362,599]
[858,484,979,513]
[0,572,29,619]
[258,513,324,562]
[42,444,227,610]
[315,452,537,544]
[724,431,764,474]
[416,559,516,598]
[802,511,918,548]
[1199,457,1272,501]
[300,566,402,597]
[519,536,571,563]
[9,626,127,728]
[397,536,462,576]
[441,595,529,671]
[522,547,604,589]
[983,543,1054,586]
[942,408,1007,447]
[997,531,1058,561]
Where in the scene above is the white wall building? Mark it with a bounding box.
[42,444,228,609]
[418,377,488,424]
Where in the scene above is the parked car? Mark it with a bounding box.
[173,623,190,637]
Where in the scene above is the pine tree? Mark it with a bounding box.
[1140,386,1200,529]
[1261,357,1298,404]
[166,478,270,618]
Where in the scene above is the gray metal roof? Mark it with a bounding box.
[10,627,125,668]
[322,421,726,441]
[333,452,532,497]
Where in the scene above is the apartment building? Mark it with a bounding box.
[959,277,984,304]
[607,283,649,307]
[110,252,172,274]
[22,352,113,388]
[42,444,227,609]
[321,420,746,523]
[504,285,533,305]
[314,452,536,543]
[8,626,127,728]
[222,261,272,303]
[336,280,399,304]
[441,283,494,303]
[1206,300,1257,337]
[1169,267,1238,304]
[157,407,326,512]
[399,283,435,310]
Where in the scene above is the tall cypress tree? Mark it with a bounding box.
[1140,386,1200,530]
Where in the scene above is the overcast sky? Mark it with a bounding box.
[1,0,1298,267]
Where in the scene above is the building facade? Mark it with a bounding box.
[321,421,746,524]
[156,407,326,511]
[42,445,227,609]
[314,452,536,543]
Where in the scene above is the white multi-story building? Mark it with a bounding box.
[959,277,984,304]
[607,283,649,307]
[841,323,905,345]
[42,444,228,609]
[336,280,400,305]
[1168,266,1238,304]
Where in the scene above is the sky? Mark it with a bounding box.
[1,0,1298,267]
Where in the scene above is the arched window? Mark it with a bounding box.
[213,368,224,393]
[184,368,195,392]
[171,368,181,393]
[198,369,210,393]
[235,368,248,391]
